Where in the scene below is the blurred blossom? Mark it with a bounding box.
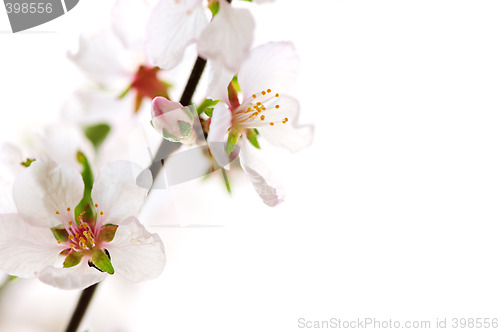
[69,0,170,113]
[0,157,165,290]
[207,41,314,206]
[146,0,255,72]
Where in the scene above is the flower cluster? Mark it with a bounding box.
[0,0,312,293]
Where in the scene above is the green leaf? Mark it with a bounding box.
[231,75,241,92]
[84,123,111,150]
[20,158,35,167]
[178,121,193,138]
[91,250,114,274]
[196,99,219,115]
[246,129,260,149]
[75,151,95,221]
[208,0,219,16]
[205,108,214,117]
[98,224,118,243]
[63,250,84,268]
[226,128,240,154]
[51,226,69,243]
[162,129,180,142]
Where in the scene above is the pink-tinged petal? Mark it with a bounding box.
[37,262,106,290]
[198,0,254,72]
[13,157,84,228]
[238,41,300,100]
[146,0,208,70]
[239,140,285,207]
[91,161,152,227]
[253,0,275,3]
[206,61,234,104]
[111,0,156,51]
[207,102,234,169]
[106,217,165,282]
[0,214,60,278]
[258,95,314,152]
[68,29,132,86]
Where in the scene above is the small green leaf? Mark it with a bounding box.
[178,121,193,138]
[226,128,240,154]
[91,250,114,275]
[20,158,35,167]
[205,108,214,117]
[246,129,260,149]
[51,226,69,243]
[231,75,241,92]
[208,0,219,15]
[84,123,111,150]
[162,129,180,142]
[98,224,118,243]
[63,250,84,268]
[196,99,219,115]
[75,151,95,221]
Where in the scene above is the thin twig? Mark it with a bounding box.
[64,55,207,332]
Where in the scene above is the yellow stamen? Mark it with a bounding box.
[94,203,98,208]
[66,207,71,212]
[77,216,81,222]
[100,211,104,216]
[260,115,265,121]
[275,105,280,109]
[275,93,279,97]
[55,211,60,215]
[270,122,275,126]
[282,117,289,124]
[267,89,271,93]
[261,91,266,95]
[252,94,257,98]
[69,234,74,240]
[57,240,61,244]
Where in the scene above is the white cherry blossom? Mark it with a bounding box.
[207,41,313,206]
[0,157,165,290]
[146,0,255,72]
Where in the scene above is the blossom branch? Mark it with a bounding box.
[65,283,98,332]
[64,55,207,332]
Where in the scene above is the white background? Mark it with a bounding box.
[1,0,500,331]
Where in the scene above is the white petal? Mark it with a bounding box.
[68,29,131,86]
[239,140,284,206]
[205,61,234,104]
[107,217,165,282]
[0,143,24,213]
[238,41,300,100]
[253,0,275,3]
[111,0,156,51]
[37,261,106,290]
[207,102,234,169]
[35,123,95,170]
[258,95,314,152]
[146,0,208,70]
[0,214,60,278]
[13,157,84,228]
[91,161,152,227]
[198,0,254,72]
